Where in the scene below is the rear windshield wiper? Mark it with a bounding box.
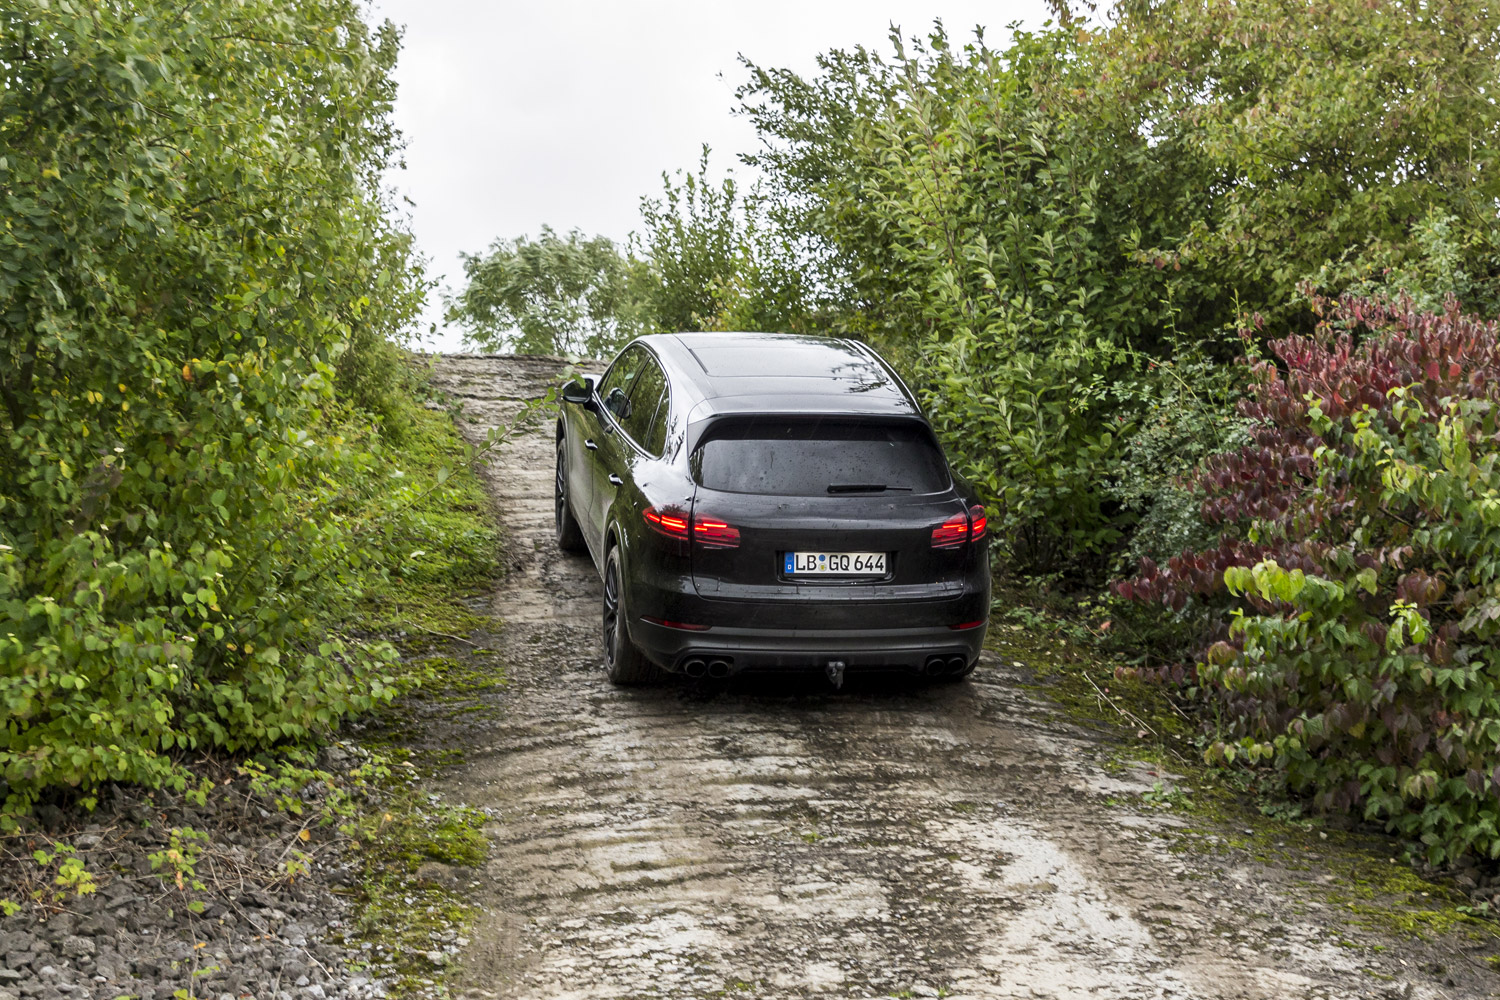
[826,483,913,494]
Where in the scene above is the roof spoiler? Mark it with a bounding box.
[682,407,935,458]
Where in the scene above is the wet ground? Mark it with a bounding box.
[426,354,1499,1000]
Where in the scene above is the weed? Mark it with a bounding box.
[148,828,209,892]
[1140,782,1192,811]
[22,844,98,906]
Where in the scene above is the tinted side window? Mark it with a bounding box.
[622,358,668,453]
[598,345,646,422]
[644,392,669,455]
[691,419,950,496]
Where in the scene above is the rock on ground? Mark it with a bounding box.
[0,764,386,1000]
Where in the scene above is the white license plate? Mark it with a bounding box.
[784,551,887,575]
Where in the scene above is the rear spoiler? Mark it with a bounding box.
[681,404,936,458]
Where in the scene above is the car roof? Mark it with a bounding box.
[638,332,921,419]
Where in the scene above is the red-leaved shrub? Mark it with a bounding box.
[1119,295,1500,862]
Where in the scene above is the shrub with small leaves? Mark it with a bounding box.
[148,828,209,893]
[26,843,96,905]
[0,0,424,819]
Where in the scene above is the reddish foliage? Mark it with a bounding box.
[1114,294,1500,852]
[1120,294,1500,617]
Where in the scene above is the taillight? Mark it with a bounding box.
[693,516,740,549]
[931,513,969,549]
[644,507,740,549]
[644,506,690,539]
[641,615,711,631]
[968,504,987,540]
[932,505,988,549]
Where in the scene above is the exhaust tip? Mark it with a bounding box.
[923,656,946,676]
[682,658,707,678]
[707,659,732,679]
[947,656,968,673]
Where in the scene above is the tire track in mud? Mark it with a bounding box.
[427,354,1494,1000]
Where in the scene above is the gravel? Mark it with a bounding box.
[0,754,388,1000]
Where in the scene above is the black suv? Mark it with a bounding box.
[555,332,990,685]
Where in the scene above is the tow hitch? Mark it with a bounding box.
[825,659,846,690]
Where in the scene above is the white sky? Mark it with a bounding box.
[371,0,1053,351]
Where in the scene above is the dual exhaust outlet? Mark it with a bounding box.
[681,657,733,679]
[924,655,969,677]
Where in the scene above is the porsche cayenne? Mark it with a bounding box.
[555,332,990,685]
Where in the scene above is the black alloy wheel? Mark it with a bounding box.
[603,545,661,685]
[555,444,586,553]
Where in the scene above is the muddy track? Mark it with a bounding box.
[426,354,1496,1000]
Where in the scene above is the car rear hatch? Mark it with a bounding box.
[686,415,981,629]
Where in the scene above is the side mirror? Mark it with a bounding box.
[604,385,632,420]
[561,376,593,406]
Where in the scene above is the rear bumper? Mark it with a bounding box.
[631,617,987,674]
[620,540,990,675]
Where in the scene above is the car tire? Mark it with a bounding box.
[555,444,587,554]
[603,545,663,686]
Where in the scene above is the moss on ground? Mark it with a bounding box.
[1320,852,1499,942]
[331,746,490,996]
[987,601,1499,946]
[337,389,510,997]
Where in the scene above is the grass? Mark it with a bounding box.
[352,400,504,640]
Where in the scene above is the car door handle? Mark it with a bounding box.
[584,439,598,450]
[608,474,623,485]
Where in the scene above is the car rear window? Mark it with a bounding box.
[691,418,950,496]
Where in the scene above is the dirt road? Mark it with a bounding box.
[427,354,1496,1000]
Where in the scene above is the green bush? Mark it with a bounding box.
[0,0,424,818]
[736,25,1241,575]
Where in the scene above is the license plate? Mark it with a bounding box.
[784,552,887,575]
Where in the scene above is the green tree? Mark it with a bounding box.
[633,148,746,333]
[0,0,424,815]
[445,227,650,356]
[1107,0,1500,326]
[736,3,1500,577]
[631,146,816,335]
[742,25,1223,574]
[447,149,821,357]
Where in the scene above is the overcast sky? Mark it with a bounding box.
[371,0,1053,351]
